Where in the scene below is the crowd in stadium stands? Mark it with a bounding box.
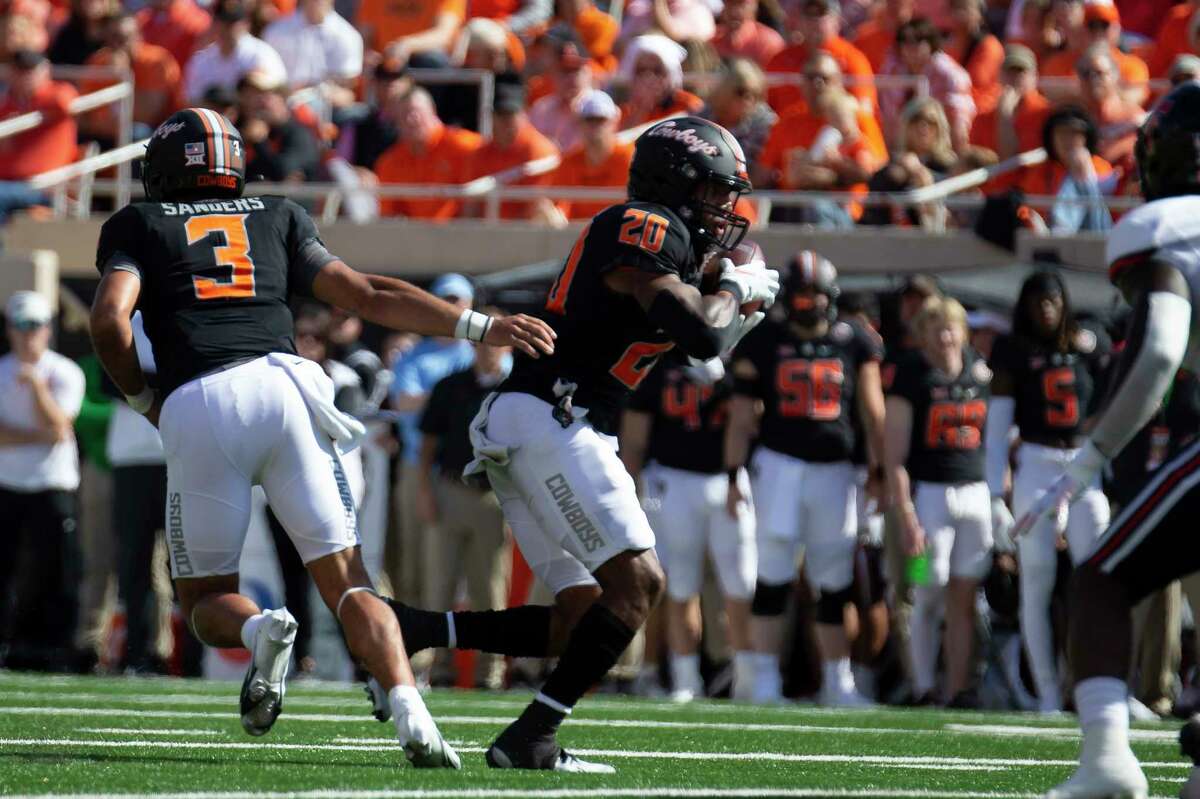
[5,0,1200,225]
[11,0,1200,715]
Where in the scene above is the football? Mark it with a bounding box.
[701,240,765,314]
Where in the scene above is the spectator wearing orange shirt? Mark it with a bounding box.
[545,89,632,220]
[617,34,703,129]
[527,27,594,151]
[852,0,914,72]
[1018,106,1116,232]
[136,0,211,69]
[81,13,184,143]
[765,0,877,115]
[943,0,1003,115]
[1144,0,1199,78]
[548,0,618,74]
[712,0,786,67]
[374,86,482,220]
[357,0,463,66]
[1075,43,1145,175]
[468,78,559,220]
[758,87,885,226]
[969,44,1051,160]
[1039,1,1148,106]
[0,50,79,181]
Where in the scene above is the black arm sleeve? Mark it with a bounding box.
[649,288,737,360]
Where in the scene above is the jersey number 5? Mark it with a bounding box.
[776,358,843,420]
[186,214,257,300]
[1042,367,1079,427]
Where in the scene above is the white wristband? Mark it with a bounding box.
[455,308,493,343]
[125,386,155,414]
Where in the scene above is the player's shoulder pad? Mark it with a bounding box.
[1107,195,1200,279]
[830,320,854,342]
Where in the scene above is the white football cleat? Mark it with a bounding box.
[240,608,298,736]
[1044,739,1147,799]
[669,688,696,704]
[751,667,785,705]
[391,685,461,769]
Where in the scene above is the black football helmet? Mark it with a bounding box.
[784,250,839,326]
[142,108,246,202]
[1136,81,1200,202]
[628,116,752,257]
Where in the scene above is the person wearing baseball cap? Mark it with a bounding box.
[968,43,1053,162]
[1039,1,1148,106]
[528,26,595,151]
[0,290,87,667]
[0,50,80,181]
[472,75,560,220]
[545,89,633,220]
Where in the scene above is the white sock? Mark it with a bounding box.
[671,653,702,695]
[1075,677,1129,737]
[733,650,756,696]
[240,613,266,650]
[389,684,433,746]
[910,585,945,696]
[823,657,855,694]
[756,652,780,678]
[1020,564,1061,708]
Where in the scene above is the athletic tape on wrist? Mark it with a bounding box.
[455,309,493,342]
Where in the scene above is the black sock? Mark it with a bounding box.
[538,604,635,712]
[453,605,552,657]
[385,599,448,656]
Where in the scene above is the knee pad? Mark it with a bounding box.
[816,585,854,625]
[751,580,791,617]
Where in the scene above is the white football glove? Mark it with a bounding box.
[725,311,765,356]
[1010,440,1105,540]
[684,356,726,386]
[718,257,781,309]
[991,496,1015,553]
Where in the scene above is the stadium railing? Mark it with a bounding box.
[0,65,136,211]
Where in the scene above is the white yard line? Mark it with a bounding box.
[0,789,1068,799]
[0,736,1188,770]
[944,723,1179,742]
[79,728,225,736]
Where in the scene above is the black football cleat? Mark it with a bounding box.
[485,720,615,774]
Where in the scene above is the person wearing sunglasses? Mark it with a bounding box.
[0,291,86,671]
[1075,43,1145,177]
[1040,1,1148,107]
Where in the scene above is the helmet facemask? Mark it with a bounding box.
[685,172,751,256]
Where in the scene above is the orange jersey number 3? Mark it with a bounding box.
[187,214,257,300]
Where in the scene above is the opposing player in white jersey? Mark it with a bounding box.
[88,108,556,766]
[1012,83,1200,798]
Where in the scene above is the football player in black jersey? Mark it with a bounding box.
[1013,85,1200,799]
[621,353,757,703]
[88,108,555,767]
[984,271,1112,714]
[724,252,886,706]
[383,117,780,772]
[883,296,992,707]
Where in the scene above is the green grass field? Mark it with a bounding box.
[0,668,1190,798]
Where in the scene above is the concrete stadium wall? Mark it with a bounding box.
[4,217,1107,280]
[0,249,60,309]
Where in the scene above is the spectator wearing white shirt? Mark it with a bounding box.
[184,0,287,103]
[0,291,85,669]
[263,0,362,107]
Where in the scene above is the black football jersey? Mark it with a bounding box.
[95,195,330,398]
[989,326,1112,443]
[887,347,991,484]
[627,359,730,474]
[733,318,883,463]
[501,201,697,435]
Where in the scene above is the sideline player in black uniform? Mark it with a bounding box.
[621,353,757,703]
[724,252,886,706]
[884,296,992,707]
[1013,84,1200,798]
[382,117,780,771]
[88,108,556,766]
[984,271,1112,713]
